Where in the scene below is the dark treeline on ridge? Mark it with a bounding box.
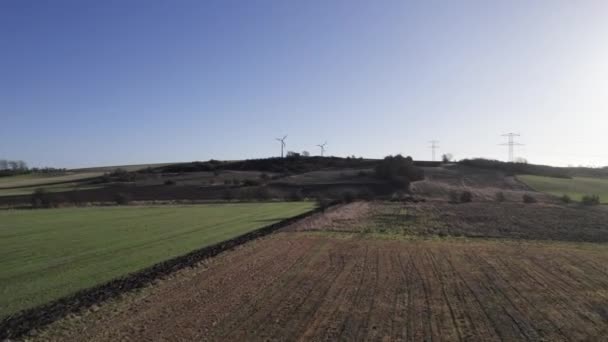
[460,158,608,179]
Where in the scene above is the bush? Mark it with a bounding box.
[448,190,460,203]
[341,191,356,203]
[222,189,234,201]
[114,193,132,205]
[460,191,473,203]
[495,191,506,202]
[254,187,271,200]
[288,189,305,201]
[232,178,241,185]
[316,197,333,211]
[357,189,374,201]
[109,168,136,182]
[523,194,537,204]
[259,173,269,180]
[31,188,53,208]
[164,179,176,186]
[375,155,424,190]
[581,194,600,206]
[560,194,571,204]
[243,179,261,187]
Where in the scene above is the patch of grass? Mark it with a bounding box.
[0,182,103,197]
[0,202,315,318]
[0,172,102,189]
[518,175,608,204]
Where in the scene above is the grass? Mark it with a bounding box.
[518,175,608,203]
[0,202,315,318]
[0,172,102,189]
[0,182,103,197]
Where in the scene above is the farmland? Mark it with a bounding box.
[0,172,102,189]
[4,161,608,341]
[0,202,315,318]
[518,174,608,203]
[34,202,608,341]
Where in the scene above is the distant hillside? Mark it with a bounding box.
[159,157,440,175]
[460,158,608,179]
[159,157,378,174]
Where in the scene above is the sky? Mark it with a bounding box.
[1,0,607,168]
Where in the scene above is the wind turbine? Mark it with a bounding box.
[276,135,287,158]
[316,142,327,156]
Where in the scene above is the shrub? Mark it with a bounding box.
[560,194,571,204]
[259,173,269,180]
[232,178,241,185]
[254,187,271,200]
[523,194,537,204]
[341,191,356,203]
[222,189,234,201]
[357,189,374,201]
[109,168,136,182]
[243,179,261,187]
[448,190,460,203]
[581,194,600,206]
[495,191,506,202]
[114,193,132,205]
[460,191,473,203]
[31,188,52,208]
[375,155,424,190]
[288,189,305,201]
[164,179,176,186]
[316,197,333,211]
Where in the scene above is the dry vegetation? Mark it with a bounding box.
[32,199,608,341]
[8,161,608,341]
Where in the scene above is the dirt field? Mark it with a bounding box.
[33,202,608,341]
[33,234,608,341]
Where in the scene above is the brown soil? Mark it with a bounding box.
[412,165,552,203]
[33,201,608,341]
[364,201,608,243]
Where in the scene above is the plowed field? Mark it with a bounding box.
[34,202,608,341]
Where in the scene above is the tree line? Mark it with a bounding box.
[0,159,66,177]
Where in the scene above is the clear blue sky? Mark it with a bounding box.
[2,0,607,168]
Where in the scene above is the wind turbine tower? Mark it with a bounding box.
[276,135,287,158]
[317,142,327,156]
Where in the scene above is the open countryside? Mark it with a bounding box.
[518,174,608,204]
[0,202,314,318]
[3,1,608,340]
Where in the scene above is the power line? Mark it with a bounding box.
[429,140,439,161]
[500,133,523,162]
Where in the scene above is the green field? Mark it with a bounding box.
[518,175,608,203]
[0,202,315,318]
[0,172,102,189]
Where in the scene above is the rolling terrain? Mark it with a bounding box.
[33,203,608,341]
[24,163,608,341]
[518,174,608,203]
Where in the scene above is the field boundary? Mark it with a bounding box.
[0,204,331,339]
